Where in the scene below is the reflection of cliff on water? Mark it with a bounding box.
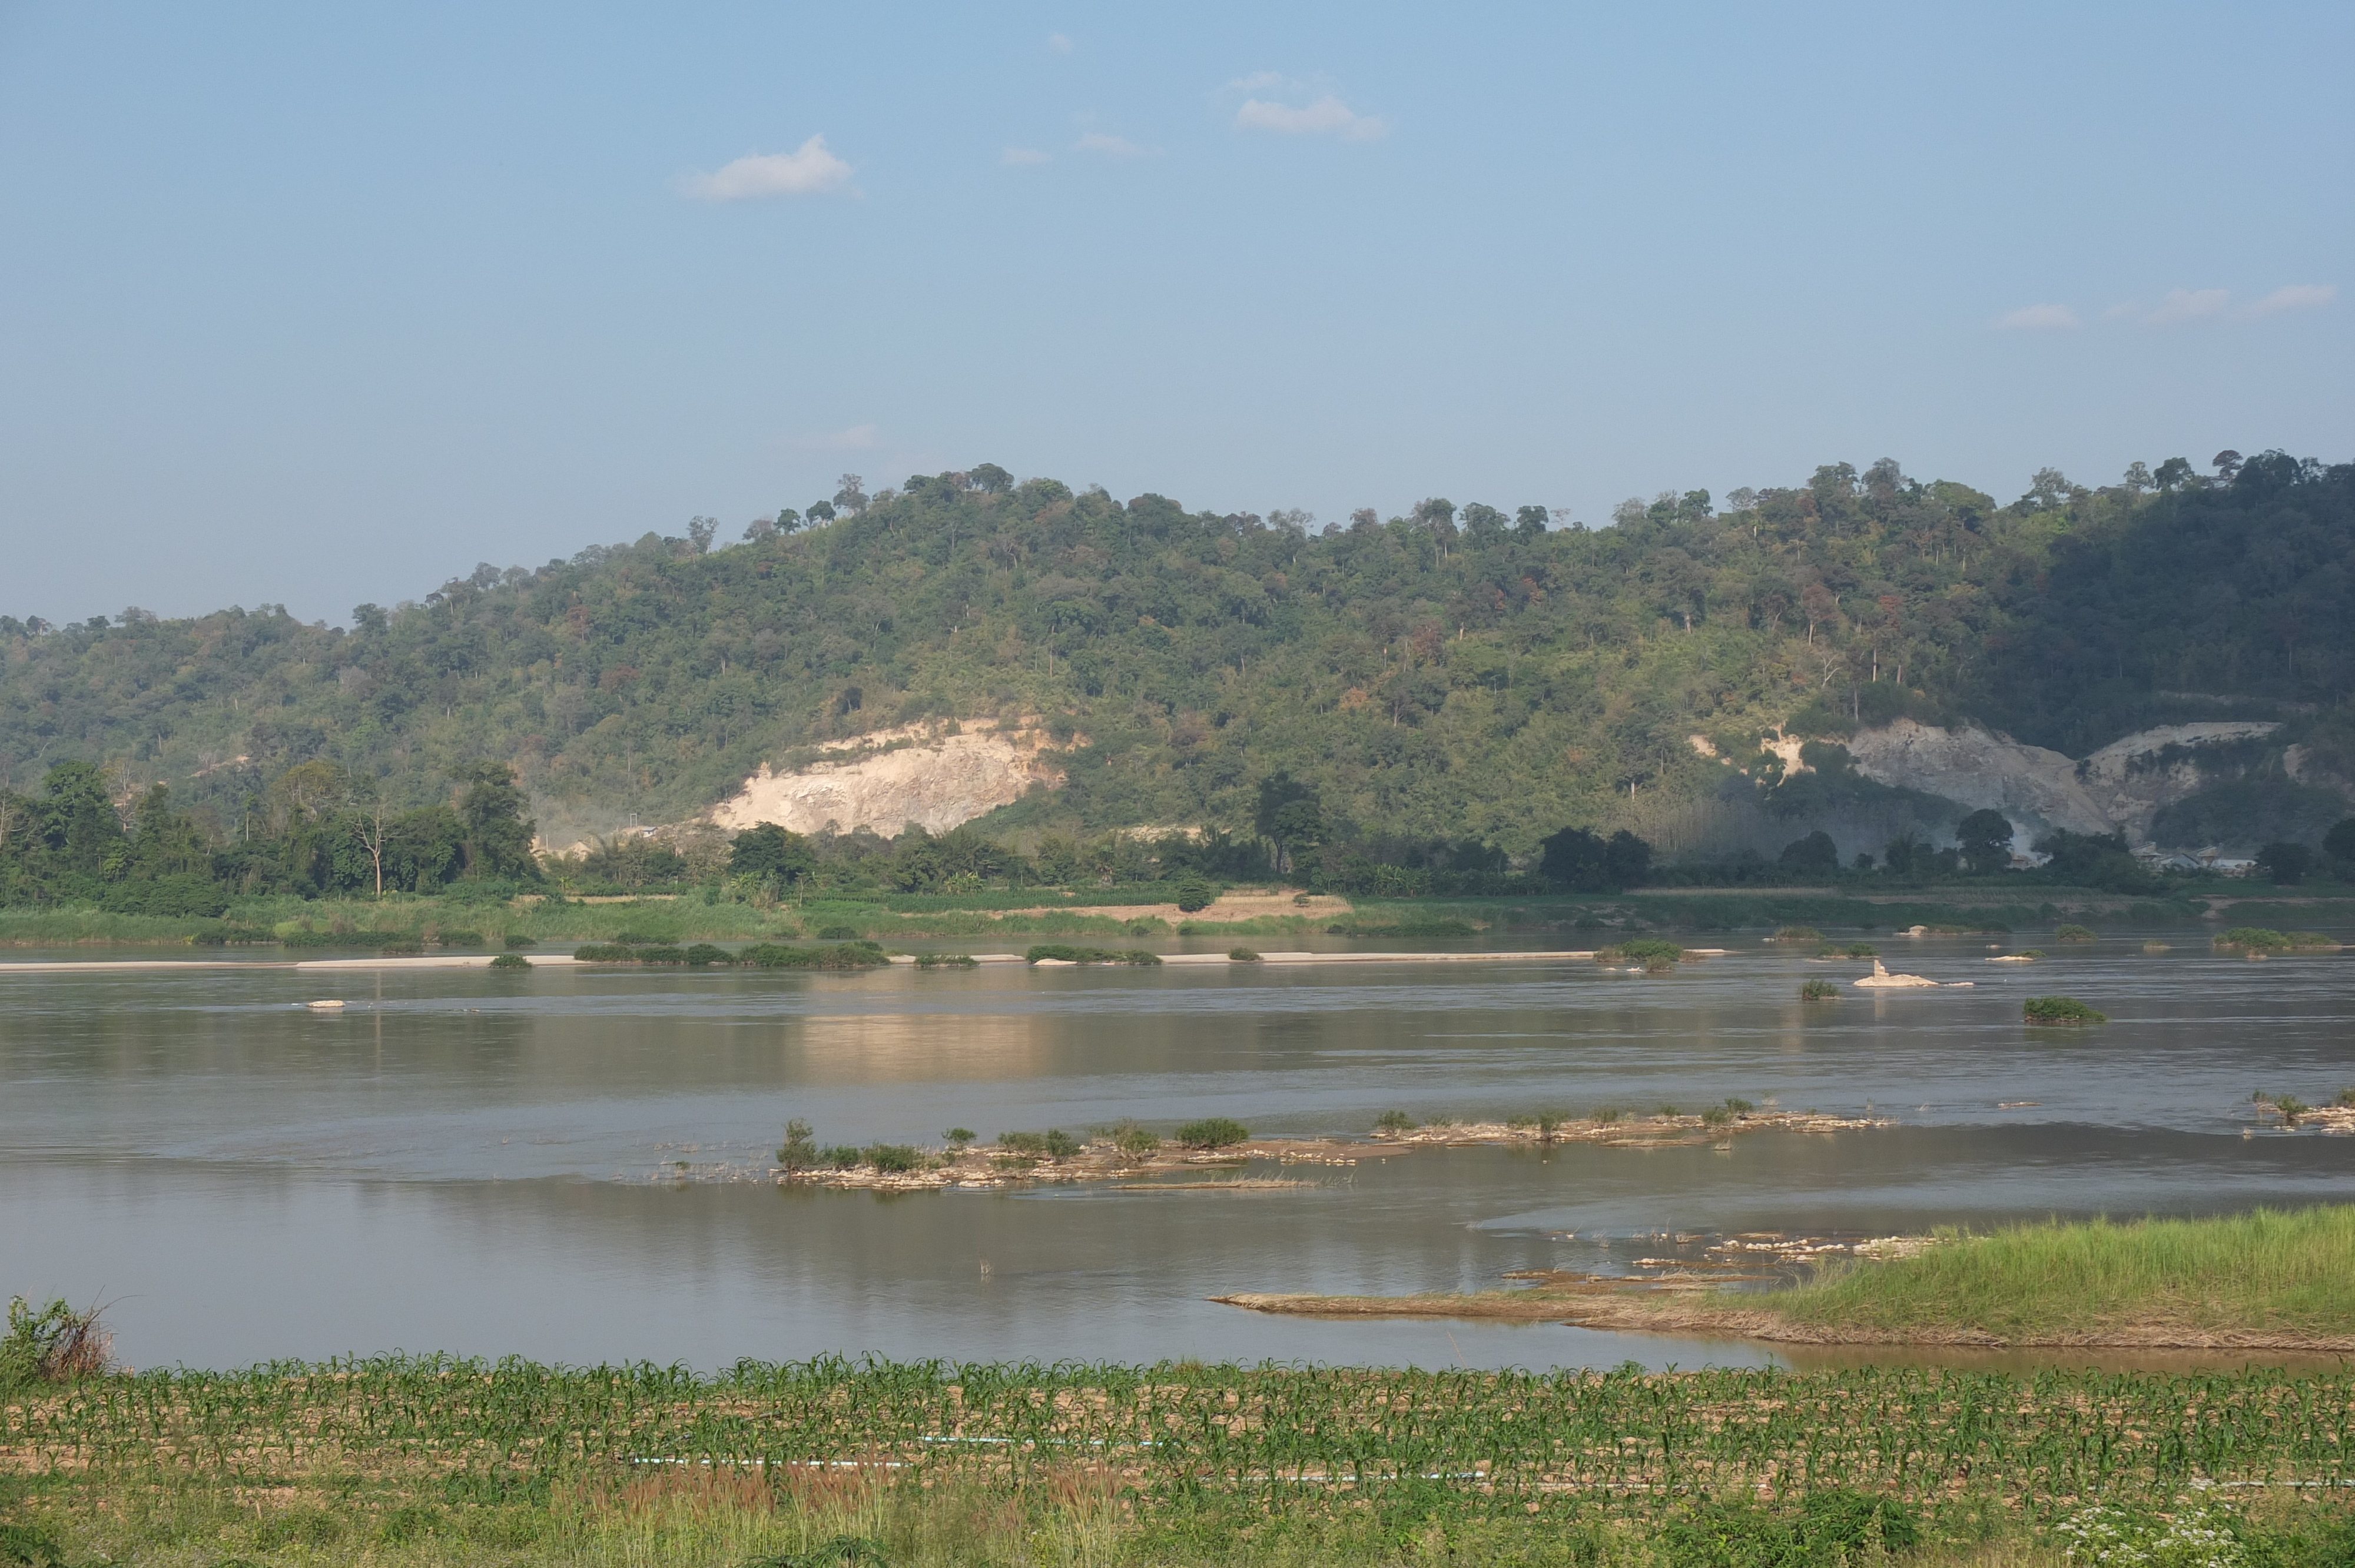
[794,1011,1050,1083]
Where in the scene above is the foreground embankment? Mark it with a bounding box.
[5,1356,2354,1566]
[1219,1207,2355,1351]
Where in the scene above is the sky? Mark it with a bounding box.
[1,2,2349,626]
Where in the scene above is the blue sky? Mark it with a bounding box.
[2,1,2348,623]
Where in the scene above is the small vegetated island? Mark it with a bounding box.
[735,1100,1890,1191]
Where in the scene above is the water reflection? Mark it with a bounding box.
[2,937,2351,1370]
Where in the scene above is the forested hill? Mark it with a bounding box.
[2,449,2349,857]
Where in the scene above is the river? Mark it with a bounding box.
[4,932,2350,1371]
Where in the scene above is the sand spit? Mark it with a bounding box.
[1364,1109,1893,1153]
[1212,1286,2355,1351]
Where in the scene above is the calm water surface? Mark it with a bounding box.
[4,934,2351,1371]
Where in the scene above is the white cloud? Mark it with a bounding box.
[1047,32,1073,53]
[1233,94,1385,141]
[1994,303,2080,331]
[2144,287,2230,326]
[1001,147,1052,165]
[788,423,879,453]
[2240,283,2336,319]
[681,135,852,200]
[1075,130,1149,157]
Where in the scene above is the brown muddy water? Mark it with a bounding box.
[3,932,2350,1372]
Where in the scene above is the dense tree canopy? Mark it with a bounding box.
[0,451,2346,870]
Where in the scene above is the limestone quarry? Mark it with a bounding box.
[1840,717,2291,848]
[706,719,1066,839]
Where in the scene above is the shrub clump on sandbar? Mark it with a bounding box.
[2024,995,2106,1024]
[2214,926,2339,955]
[1596,938,1682,971]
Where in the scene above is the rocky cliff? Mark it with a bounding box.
[1842,718,2297,849]
[708,721,1065,839]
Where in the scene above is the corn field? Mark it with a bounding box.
[6,1359,2351,1519]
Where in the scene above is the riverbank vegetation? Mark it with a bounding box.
[1230,1209,2355,1351]
[8,878,2324,950]
[1767,1208,2355,1344]
[6,1351,2355,1567]
[4,450,2352,919]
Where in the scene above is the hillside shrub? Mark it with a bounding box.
[863,1144,921,1174]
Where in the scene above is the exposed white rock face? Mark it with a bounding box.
[1842,717,2291,849]
[1843,719,2111,842]
[2074,722,2283,843]
[709,722,1065,839]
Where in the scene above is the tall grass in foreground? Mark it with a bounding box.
[1775,1207,2355,1338]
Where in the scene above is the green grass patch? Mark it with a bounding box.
[875,883,1181,912]
[1800,978,1841,1001]
[1024,944,1160,965]
[1173,914,1309,935]
[1323,916,1477,938]
[1772,1206,2355,1341]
